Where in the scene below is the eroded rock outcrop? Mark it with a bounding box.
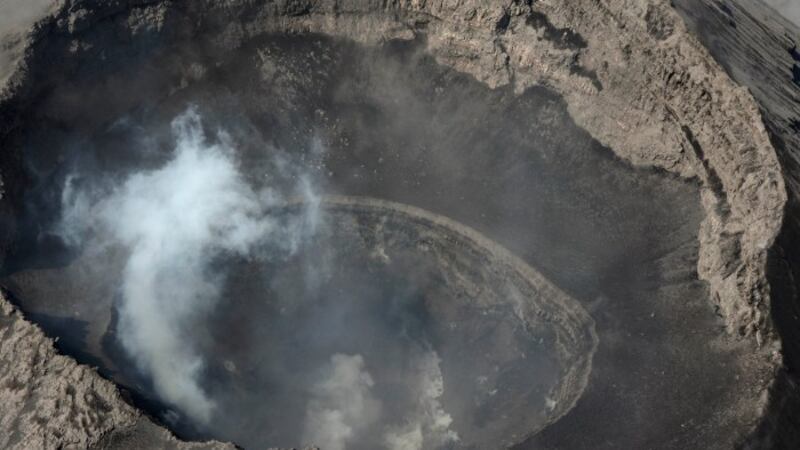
[0,292,234,449]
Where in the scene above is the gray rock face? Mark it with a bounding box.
[0,0,795,448]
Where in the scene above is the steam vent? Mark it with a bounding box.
[1,0,800,449]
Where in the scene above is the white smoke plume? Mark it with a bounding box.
[384,351,459,450]
[302,351,459,450]
[59,108,320,423]
[57,108,461,446]
[302,354,382,450]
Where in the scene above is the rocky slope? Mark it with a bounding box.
[671,1,800,447]
[0,291,233,449]
[0,0,794,448]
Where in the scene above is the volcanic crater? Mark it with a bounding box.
[0,2,787,449]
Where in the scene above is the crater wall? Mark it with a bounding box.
[0,0,791,448]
